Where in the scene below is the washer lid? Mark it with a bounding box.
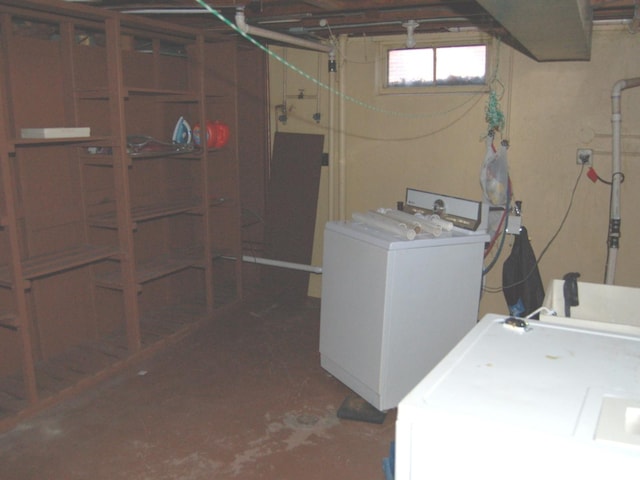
[325,220,489,250]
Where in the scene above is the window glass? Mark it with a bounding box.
[388,48,434,87]
[383,40,488,92]
[435,45,486,85]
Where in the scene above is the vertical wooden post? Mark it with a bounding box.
[104,16,141,352]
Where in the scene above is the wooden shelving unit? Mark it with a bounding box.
[0,0,243,431]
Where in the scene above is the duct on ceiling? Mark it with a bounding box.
[476,0,593,61]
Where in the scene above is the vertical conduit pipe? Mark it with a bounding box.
[605,77,640,285]
[328,52,336,220]
[338,34,348,221]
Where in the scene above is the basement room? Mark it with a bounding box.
[0,0,639,478]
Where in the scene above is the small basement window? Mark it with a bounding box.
[379,35,489,94]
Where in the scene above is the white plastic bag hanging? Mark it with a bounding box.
[480,133,509,206]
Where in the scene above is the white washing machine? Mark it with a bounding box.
[319,190,489,411]
[395,314,640,479]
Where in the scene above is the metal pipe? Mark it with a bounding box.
[120,9,208,14]
[235,8,333,54]
[287,16,470,34]
[224,255,322,274]
[604,77,640,285]
[338,34,347,221]
[328,51,336,221]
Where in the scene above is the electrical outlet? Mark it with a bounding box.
[577,148,593,165]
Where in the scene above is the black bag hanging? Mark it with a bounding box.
[502,226,545,317]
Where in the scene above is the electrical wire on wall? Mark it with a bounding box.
[483,163,586,294]
[278,94,484,141]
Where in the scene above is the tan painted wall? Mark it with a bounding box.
[269,25,640,317]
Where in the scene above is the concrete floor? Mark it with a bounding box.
[0,295,396,480]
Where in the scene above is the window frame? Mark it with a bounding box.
[376,31,492,96]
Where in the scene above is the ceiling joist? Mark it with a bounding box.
[71,0,638,61]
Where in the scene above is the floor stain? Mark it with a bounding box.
[228,406,339,476]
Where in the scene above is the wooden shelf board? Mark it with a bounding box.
[79,154,115,166]
[139,303,206,345]
[95,252,200,290]
[178,246,236,266]
[124,87,198,100]
[76,87,198,100]
[75,89,109,100]
[0,245,119,288]
[0,390,26,416]
[88,199,200,229]
[135,255,196,283]
[0,309,18,331]
[128,147,201,159]
[130,199,200,221]
[13,135,110,147]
